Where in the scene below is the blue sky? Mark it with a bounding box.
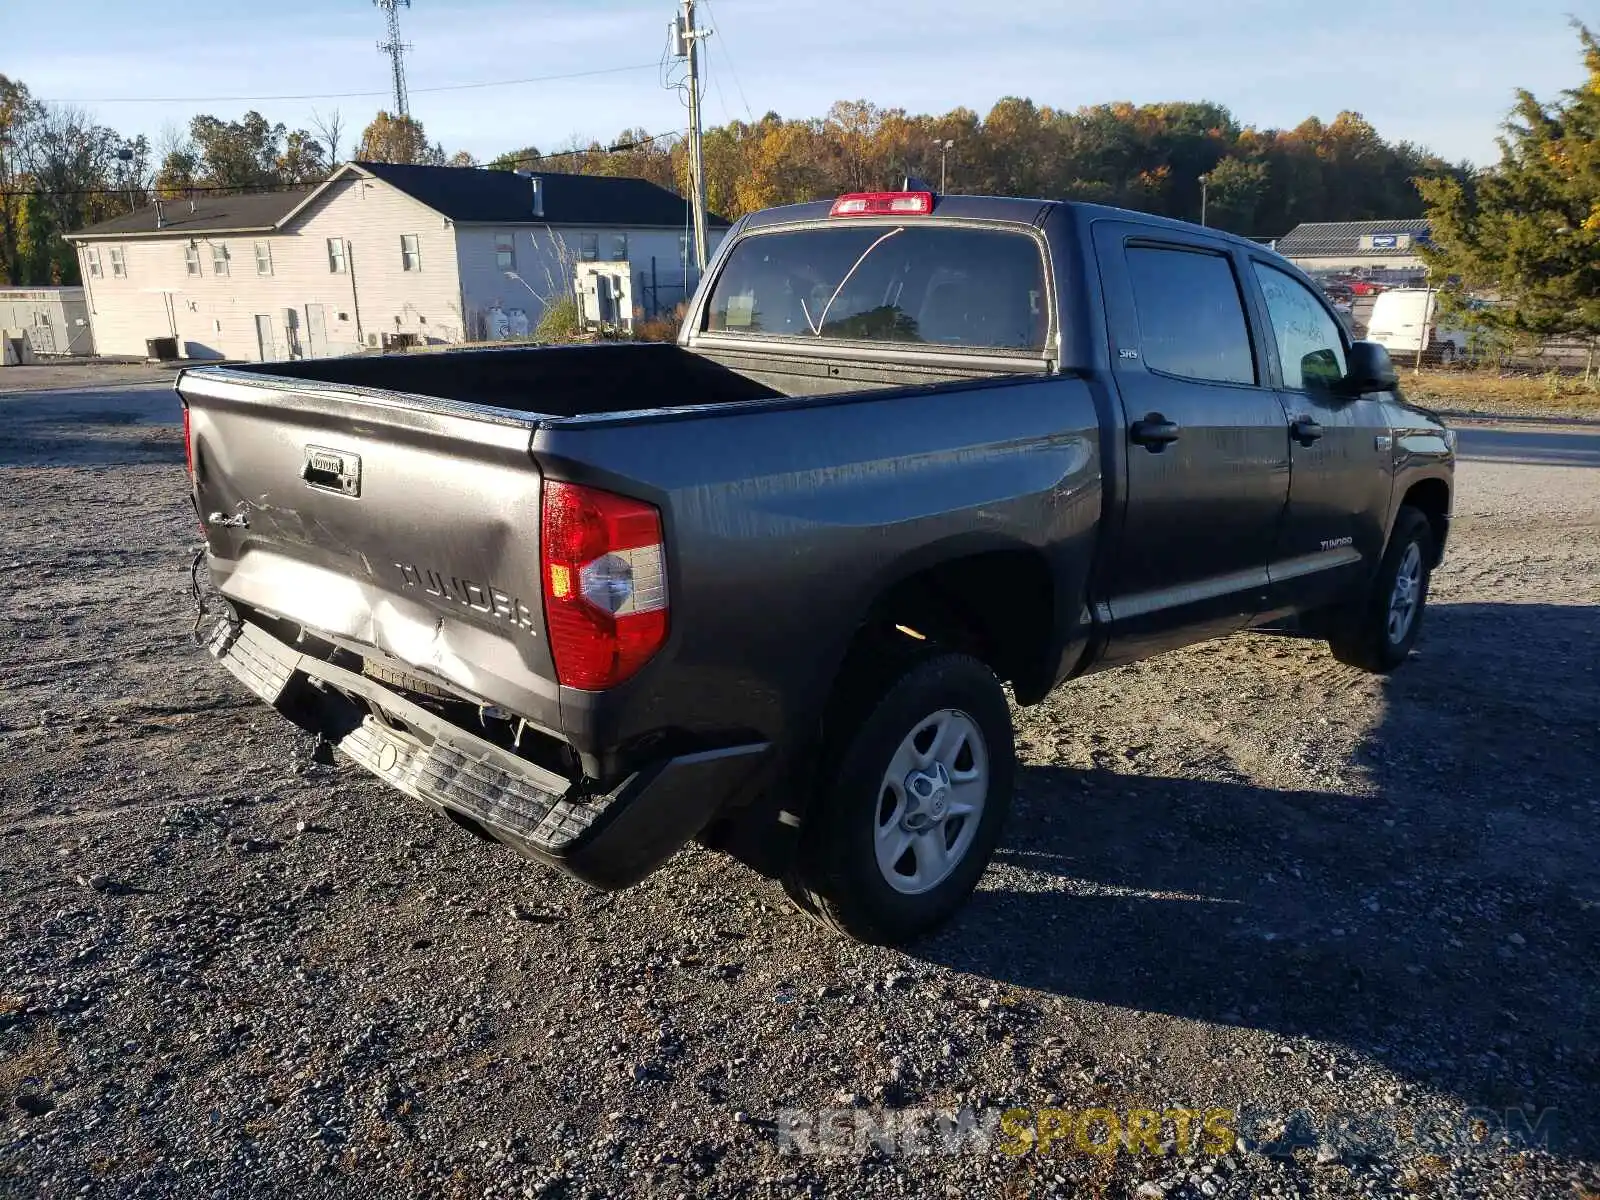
[10,0,1588,167]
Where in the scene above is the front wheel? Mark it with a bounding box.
[1326,506,1436,673]
[783,652,1015,944]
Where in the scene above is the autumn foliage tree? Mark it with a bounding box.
[489,97,1459,237]
[1420,22,1600,353]
[356,112,446,166]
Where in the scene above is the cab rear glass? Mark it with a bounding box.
[704,225,1048,351]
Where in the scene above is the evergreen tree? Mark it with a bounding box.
[1420,22,1600,347]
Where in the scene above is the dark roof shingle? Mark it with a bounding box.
[353,161,727,228]
[68,189,316,240]
[69,163,722,240]
[1276,218,1431,258]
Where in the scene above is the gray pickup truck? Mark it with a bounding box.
[179,187,1454,944]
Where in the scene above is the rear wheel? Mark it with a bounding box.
[783,652,1014,944]
[1327,506,1435,673]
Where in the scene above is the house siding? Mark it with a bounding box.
[454,225,722,337]
[74,177,462,361]
[72,172,724,359]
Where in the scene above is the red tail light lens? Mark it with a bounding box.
[540,480,668,690]
[830,191,934,217]
[181,402,193,477]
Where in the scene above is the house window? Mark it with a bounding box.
[610,234,628,262]
[327,238,347,274]
[184,244,201,277]
[254,242,273,276]
[401,234,421,272]
[211,243,230,277]
[495,232,516,272]
[85,248,103,279]
[109,247,126,279]
[580,233,599,261]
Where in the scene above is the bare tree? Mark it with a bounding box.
[310,108,346,166]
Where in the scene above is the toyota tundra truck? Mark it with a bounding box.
[178,187,1455,944]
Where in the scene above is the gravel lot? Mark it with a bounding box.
[1,386,1596,1200]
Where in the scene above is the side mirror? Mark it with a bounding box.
[1344,340,1399,394]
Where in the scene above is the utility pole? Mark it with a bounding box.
[1200,173,1209,227]
[375,0,414,118]
[674,0,712,273]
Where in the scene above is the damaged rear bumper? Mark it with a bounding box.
[209,620,770,889]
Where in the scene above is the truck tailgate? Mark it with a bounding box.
[179,368,561,729]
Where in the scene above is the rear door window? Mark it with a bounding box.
[1252,262,1349,390]
[705,225,1048,351]
[1124,245,1257,385]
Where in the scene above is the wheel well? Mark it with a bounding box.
[846,550,1056,704]
[1401,478,1450,563]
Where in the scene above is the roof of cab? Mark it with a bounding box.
[737,193,1284,258]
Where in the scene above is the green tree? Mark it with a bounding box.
[189,111,285,190]
[0,74,41,284]
[1420,21,1600,349]
[1204,157,1270,232]
[276,129,329,183]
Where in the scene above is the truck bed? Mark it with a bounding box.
[223,341,1046,421]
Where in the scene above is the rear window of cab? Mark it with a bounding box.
[705,225,1048,352]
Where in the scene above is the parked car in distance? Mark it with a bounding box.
[1366,288,1470,365]
[179,187,1455,945]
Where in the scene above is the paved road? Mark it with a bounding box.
[1454,421,1600,468]
[0,381,179,425]
[4,382,1598,469]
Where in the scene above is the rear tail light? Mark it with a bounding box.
[830,191,934,217]
[540,480,668,690]
[181,402,193,477]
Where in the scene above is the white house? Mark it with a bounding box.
[65,162,728,362]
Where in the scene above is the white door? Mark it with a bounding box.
[304,304,328,358]
[254,314,277,361]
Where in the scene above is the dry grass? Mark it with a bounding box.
[1403,368,1600,421]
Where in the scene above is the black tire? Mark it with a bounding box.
[1327,506,1436,673]
[783,651,1015,945]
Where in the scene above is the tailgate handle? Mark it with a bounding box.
[301,446,362,497]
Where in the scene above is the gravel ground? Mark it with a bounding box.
[1,388,1596,1200]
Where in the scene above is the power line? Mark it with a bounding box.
[0,182,316,199]
[2,135,682,198]
[483,131,678,170]
[700,0,755,123]
[39,63,661,106]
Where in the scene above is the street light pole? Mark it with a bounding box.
[933,140,954,193]
[1200,174,1209,227]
